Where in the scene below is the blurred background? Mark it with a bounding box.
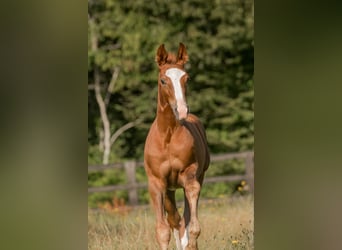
[3,0,342,249]
[88,0,254,208]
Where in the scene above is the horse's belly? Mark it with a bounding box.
[167,169,181,190]
[168,156,195,188]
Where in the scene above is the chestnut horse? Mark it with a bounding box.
[144,43,210,250]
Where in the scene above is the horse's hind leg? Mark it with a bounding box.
[164,190,182,249]
[148,179,170,250]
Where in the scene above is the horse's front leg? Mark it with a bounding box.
[148,177,170,250]
[183,179,201,250]
[164,190,182,249]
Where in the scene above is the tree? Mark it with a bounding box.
[88,10,143,164]
[88,0,254,163]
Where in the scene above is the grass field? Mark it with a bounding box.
[88,195,254,250]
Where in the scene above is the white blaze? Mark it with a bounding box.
[165,68,188,120]
[165,68,185,102]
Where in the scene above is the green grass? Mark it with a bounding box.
[88,195,254,250]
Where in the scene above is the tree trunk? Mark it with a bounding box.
[90,16,111,164]
[89,16,141,164]
[93,67,111,164]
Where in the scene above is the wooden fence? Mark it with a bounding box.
[88,151,254,205]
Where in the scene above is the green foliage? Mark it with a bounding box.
[88,192,128,208]
[206,160,246,177]
[88,168,128,207]
[88,0,254,205]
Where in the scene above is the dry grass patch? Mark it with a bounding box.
[88,195,253,250]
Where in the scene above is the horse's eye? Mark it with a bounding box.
[160,79,166,85]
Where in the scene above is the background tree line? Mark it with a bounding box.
[88,0,254,206]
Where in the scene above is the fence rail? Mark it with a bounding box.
[88,151,254,205]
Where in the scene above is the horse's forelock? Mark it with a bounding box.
[166,53,177,64]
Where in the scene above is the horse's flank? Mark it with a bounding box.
[181,114,210,180]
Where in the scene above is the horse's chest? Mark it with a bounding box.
[146,127,195,179]
[166,136,194,169]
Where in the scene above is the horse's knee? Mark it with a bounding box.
[189,220,201,238]
[156,221,171,247]
[167,211,181,229]
[182,220,201,250]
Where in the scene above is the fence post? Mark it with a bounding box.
[245,152,254,194]
[124,161,138,205]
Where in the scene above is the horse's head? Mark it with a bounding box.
[156,43,190,121]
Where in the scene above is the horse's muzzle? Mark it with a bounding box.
[172,102,189,121]
[177,104,188,120]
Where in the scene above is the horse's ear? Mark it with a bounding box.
[176,43,189,65]
[156,44,168,67]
